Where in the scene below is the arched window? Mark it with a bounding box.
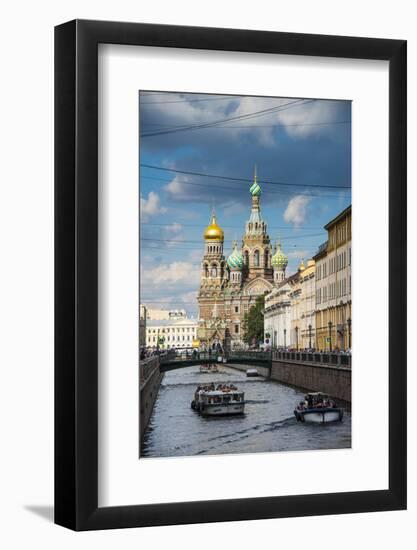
[204,263,209,278]
[254,250,260,267]
[211,264,217,278]
[264,250,269,268]
[244,250,249,266]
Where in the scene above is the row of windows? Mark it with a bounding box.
[206,244,222,254]
[328,222,349,247]
[147,334,194,343]
[316,277,351,304]
[316,247,351,280]
[148,327,197,334]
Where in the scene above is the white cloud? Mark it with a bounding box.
[287,249,309,260]
[162,222,187,248]
[140,191,167,221]
[284,195,312,227]
[141,261,200,286]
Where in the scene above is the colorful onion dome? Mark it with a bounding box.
[271,243,288,270]
[250,178,261,196]
[204,211,224,241]
[227,241,243,270]
[250,165,261,196]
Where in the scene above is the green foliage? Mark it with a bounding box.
[242,294,265,346]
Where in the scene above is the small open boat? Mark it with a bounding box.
[294,392,343,424]
[246,368,258,377]
[199,364,219,373]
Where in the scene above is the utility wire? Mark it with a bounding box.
[140,99,312,137]
[140,165,351,191]
[140,120,351,129]
[140,174,349,200]
[141,95,244,105]
[141,233,325,244]
[142,222,324,230]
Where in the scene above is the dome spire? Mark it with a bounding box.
[204,207,224,241]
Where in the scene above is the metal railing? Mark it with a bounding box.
[272,350,351,368]
[227,350,272,362]
[139,355,159,385]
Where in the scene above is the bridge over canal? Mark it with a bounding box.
[159,350,272,372]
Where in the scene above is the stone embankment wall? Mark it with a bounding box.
[139,357,164,443]
[271,360,351,402]
[226,363,271,378]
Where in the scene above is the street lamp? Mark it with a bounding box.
[284,328,287,349]
[328,321,333,352]
[295,326,299,351]
[347,318,351,349]
[308,324,312,350]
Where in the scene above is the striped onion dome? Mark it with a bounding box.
[250,177,261,196]
[271,243,288,269]
[250,165,261,196]
[227,241,243,270]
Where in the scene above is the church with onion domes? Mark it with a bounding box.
[197,168,288,351]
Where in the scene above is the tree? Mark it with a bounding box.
[242,294,265,346]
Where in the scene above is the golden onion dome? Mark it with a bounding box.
[204,212,224,241]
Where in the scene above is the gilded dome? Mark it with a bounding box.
[204,212,224,241]
[271,243,288,270]
[227,241,243,270]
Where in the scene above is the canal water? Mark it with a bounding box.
[141,365,351,458]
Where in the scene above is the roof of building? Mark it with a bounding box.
[146,318,198,328]
[324,205,351,230]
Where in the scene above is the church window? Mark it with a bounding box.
[254,250,260,267]
[234,306,239,313]
[234,324,239,334]
[264,250,269,268]
[244,250,249,266]
[211,265,217,277]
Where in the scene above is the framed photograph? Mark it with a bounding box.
[55,20,406,530]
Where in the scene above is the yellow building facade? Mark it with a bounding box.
[313,206,352,352]
[287,259,316,349]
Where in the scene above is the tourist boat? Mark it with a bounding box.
[199,364,219,373]
[246,368,258,377]
[191,383,245,416]
[294,392,343,423]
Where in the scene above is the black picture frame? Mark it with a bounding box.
[55,19,407,531]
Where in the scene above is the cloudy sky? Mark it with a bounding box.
[139,91,351,318]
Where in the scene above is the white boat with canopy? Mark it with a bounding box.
[191,383,245,416]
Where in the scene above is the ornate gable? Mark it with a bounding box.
[243,276,273,296]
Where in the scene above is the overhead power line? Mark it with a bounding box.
[141,95,244,105]
[140,174,350,200]
[141,233,325,244]
[141,120,351,129]
[140,98,313,137]
[140,164,351,190]
[142,222,324,230]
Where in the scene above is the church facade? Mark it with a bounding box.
[197,170,289,350]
